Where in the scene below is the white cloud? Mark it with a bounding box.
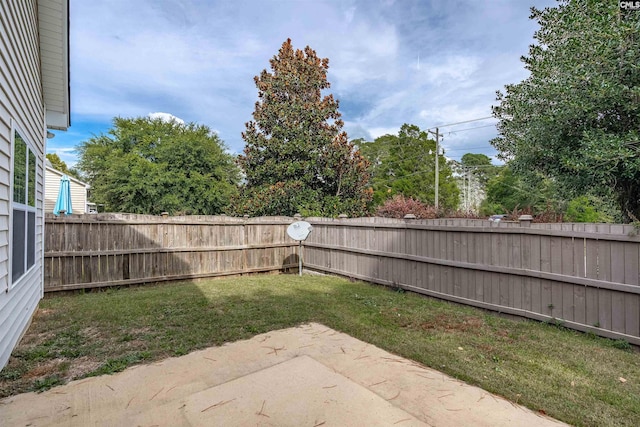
[344,6,356,24]
[47,147,78,168]
[418,105,493,128]
[329,22,400,88]
[56,0,558,166]
[368,127,400,139]
[421,55,481,85]
[148,112,185,124]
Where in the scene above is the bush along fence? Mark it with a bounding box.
[44,213,298,292]
[44,214,640,345]
[302,217,640,346]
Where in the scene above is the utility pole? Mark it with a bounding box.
[434,128,439,209]
[467,168,472,211]
[427,127,440,209]
[462,166,467,210]
[466,168,471,211]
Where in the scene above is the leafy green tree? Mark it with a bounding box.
[230,39,372,217]
[565,196,603,223]
[46,153,83,181]
[359,124,459,210]
[479,165,559,215]
[460,153,498,186]
[76,116,239,215]
[492,0,640,221]
[480,167,530,214]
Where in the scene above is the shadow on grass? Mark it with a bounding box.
[1,274,639,426]
[0,275,422,396]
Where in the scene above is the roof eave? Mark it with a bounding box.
[39,0,70,131]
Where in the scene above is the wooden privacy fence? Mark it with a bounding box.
[303,217,640,345]
[44,214,298,292]
[45,214,640,345]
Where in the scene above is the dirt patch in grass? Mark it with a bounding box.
[23,359,66,380]
[35,308,56,317]
[81,327,102,340]
[416,314,485,333]
[128,327,152,335]
[18,331,56,347]
[64,356,102,380]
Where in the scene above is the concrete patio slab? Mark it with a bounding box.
[0,323,567,426]
[129,355,425,426]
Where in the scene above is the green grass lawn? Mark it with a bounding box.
[1,274,639,426]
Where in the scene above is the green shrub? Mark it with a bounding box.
[565,196,613,223]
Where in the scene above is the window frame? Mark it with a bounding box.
[9,121,39,291]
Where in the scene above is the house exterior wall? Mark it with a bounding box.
[45,167,89,214]
[0,0,47,369]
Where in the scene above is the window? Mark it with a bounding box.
[12,130,37,284]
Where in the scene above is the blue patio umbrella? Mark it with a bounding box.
[53,175,73,215]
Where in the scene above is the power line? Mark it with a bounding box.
[353,123,496,151]
[363,143,499,169]
[427,116,494,130]
[356,138,497,163]
[445,145,496,152]
[353,121,500,175]
[452,164,503,169]
[376,163,505,180]
[444,123,497,134]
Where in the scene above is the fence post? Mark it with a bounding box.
[518,214,533,227]
[242,215,249,272]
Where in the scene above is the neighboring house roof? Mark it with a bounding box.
[45,166,90,214]
[45,165,90,189]
[38,0,70,130]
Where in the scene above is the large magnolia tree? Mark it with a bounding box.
[491,1,640,221]
[230,39,372,217]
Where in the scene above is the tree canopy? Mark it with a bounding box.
[358,124,459,210]
[491,1,640,221]
[460,153,499,186]
[479,163,620,222]
[46,153,82,181]
[480,165,548,215]
[76,116,239,215]
[230,39,372,217]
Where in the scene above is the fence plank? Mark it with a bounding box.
[45,215,640,344]
[561,238,575,321]
[611,242,626,333]
[45,215,298,291]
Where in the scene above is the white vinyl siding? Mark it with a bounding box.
[0,0,46,369]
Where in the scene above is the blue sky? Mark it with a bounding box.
[49,0,557,167]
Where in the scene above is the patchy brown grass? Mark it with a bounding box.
[65,356,102,380]
[416,313,485,332]
[0,275,639,426]
[22,359,66,380]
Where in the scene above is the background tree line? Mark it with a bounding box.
[75,117,239,215]
[65,0,638,223]
[491,0,638,222]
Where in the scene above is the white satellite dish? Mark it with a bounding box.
[287,221,313,241]
[287,221,313,276]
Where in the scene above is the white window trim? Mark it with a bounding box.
[9,120,39,291]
